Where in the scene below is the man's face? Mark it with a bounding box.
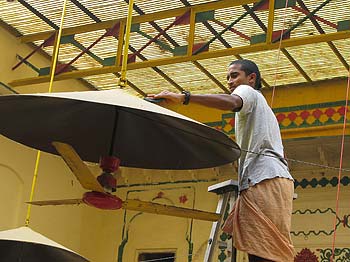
[227,64,256,93]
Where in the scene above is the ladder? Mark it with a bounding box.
[204,179,239,262]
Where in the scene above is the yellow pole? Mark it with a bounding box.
[266,0,275,44]
[119,0,134,88]
[25,0,69,227]
[25,151,41,226]
[48,0,69,93]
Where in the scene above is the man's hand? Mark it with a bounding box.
[147,90,185,104]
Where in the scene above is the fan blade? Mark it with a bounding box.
[52,141,104,193]
[27,199,84,206]
[122,199,221,222]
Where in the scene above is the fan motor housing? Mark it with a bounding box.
[99,156,120,173]
[83,191,123,210]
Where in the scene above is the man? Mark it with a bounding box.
[150,59,295,262]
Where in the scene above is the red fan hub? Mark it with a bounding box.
[83,191,123,210]
[99,156,120,173]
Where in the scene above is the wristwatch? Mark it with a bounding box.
[181,90,191,105]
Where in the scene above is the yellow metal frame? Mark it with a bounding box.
[10,30,350,87]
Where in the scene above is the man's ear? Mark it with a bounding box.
[248,73,257,87]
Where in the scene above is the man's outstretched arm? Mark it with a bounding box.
[149,91,243,111]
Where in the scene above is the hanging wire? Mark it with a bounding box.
[270,0,289,108]
[331,61,350,261]
[25,0,68,227]
[241,149,350,172]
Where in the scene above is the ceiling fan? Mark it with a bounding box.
[28,141,221,222]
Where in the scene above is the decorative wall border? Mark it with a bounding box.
[294,248,350,262]
[294,176,350,189]
[319,248,350,262]
[205,101,349,135]
[291,208,350,237]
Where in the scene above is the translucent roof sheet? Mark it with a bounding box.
[1,0,349,94]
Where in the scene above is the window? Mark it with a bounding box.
[138,252,175,262]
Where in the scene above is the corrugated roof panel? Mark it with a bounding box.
[66,0,134,22]
[82,35,119,60]
[136,16,180,52]
[73,30,107,44]
[273,7,306,34]
[287,42,349,81]
[126,67,179,93]
[62,2,96,27]
[157,62,217,92]
[159,21,191,47]
[243,7,268,35]
[134,0,183,14]
[42,43,103,70]
[242,49,306,86]
[194,20,248,50]
[185,0,218,5]
[83,73,128,91]
[1,0,349,93]
[197,56,236,89]
[128,26,176,61]
[28,0,96,28]
[213,5,263,48]
[0,1,52,34]
[234,7,267,36]
[333,39,350,65]
[23,0,67,28]
[133,44,174,62]
[303,0,350,29]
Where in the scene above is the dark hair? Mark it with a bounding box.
[229,59,262,90]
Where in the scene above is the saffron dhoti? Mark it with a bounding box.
[223,177,295,262]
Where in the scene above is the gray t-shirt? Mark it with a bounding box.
[232,85,293,191]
